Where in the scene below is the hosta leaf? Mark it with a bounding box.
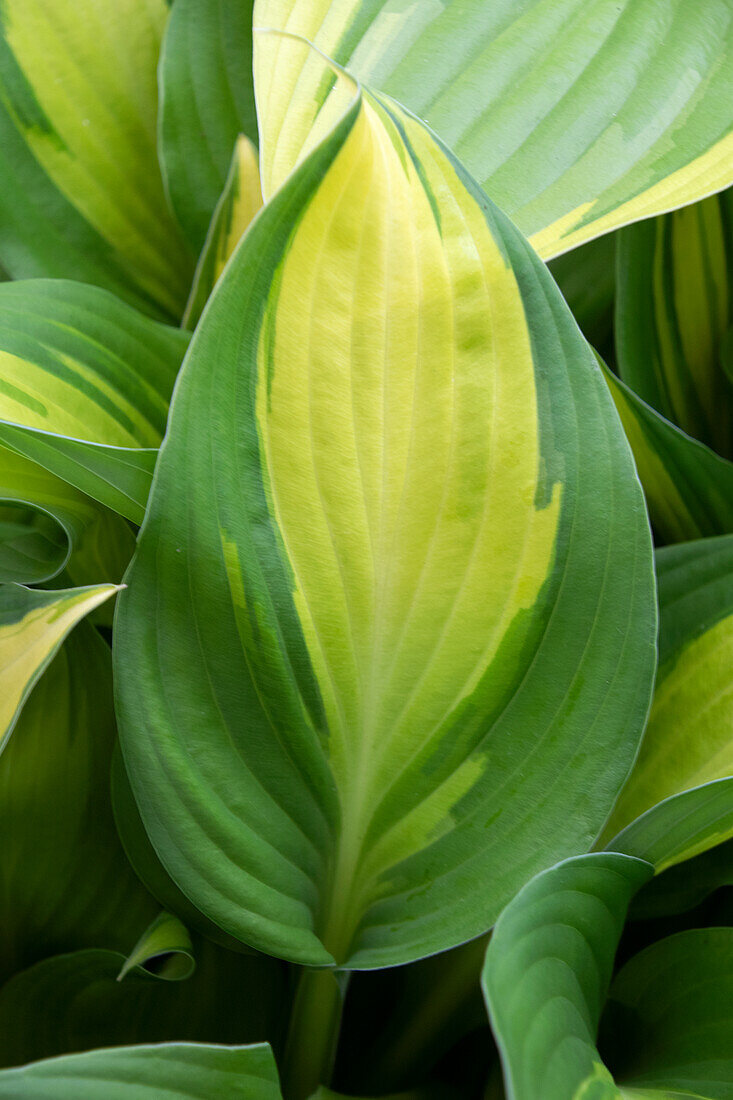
[0,1043,283,1100]
[482,852,653,1100]
[603,534,733,844]
[0,582,116,748]
[0,0,193,319]
[616,190,733,457]
[602,364,733,543]
[603,929,733,1098]
[0,448,134,585]
[253,0,733,258]
[159,0,258,251]
[549,235,616,357]
[116,64,656,970]
[183,136,263,331]
[0,945,286,1068]
[0,621,158,984]
[607,777,733,873]
[630,836,733,920]
[0,280,188,523]
[118,912,195,982]
[111,744,251,953]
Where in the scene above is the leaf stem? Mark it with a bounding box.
[281,966,348,1100]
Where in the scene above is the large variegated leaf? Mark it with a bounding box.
[0,0,193,319]
[602,364,733,543]
[0,1043,283,1100]
[0,281,188,523]
[0,618,159,983]
[0,944,286,1068]
[254,0,733,259]
[482,853,653,1100]
[616,189,733,457]
[159,0,258,251]
[183,137,263,331]
[603,534,733,844]
[115,73,656,969]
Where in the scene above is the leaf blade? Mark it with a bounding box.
[0,0,193,318]
[254,0,733,257]
[116,64,656,969]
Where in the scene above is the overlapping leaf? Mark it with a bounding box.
[111,745,253,953]
[115,54,655,970]
[612,188,733,542]
[0,449,134,585]
[602,534,733,858]
[630,836,733,920]
[0,0,193,319]
[482,853,653,1100]
[0,1042,283,1100]
[603,365,733,542]
[483,857,733,1100]
[0,582,116,748]
[119,911,195,983]
[159,0,258,251]
[183,138,263,331]
[602,929,733,1098]
[616,190,733,456]
[254,0,733,258]
[0,940,286,1069]
[0,280,188,522]
[549,236,616,358]
[0,617,159,984]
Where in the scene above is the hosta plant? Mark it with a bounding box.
[0,1,732,1098]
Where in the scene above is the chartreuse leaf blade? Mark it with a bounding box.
[0,280,188,522]
[0,582,116,749]
[0,621,159,984]
[603,929,733,1098]
[183,137,263,330]
[0,1043,283,1100]
[254,0,733,259]
[482,853,653,1100]
[602,535,733,852]
[616,190,733,458]
[115,66,655,969]
[0,0,193,319]
[159,0,258,251]
[601,364,733,543]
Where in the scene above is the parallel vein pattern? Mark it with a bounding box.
[254,0,733,257]
[115,75,655,969]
